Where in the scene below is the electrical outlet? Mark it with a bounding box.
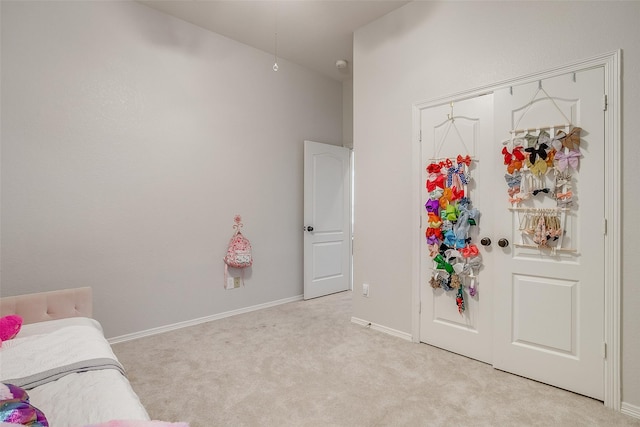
[362,283,370,297]
[226,277,241,290]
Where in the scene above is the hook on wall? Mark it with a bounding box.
[447,101,454,121]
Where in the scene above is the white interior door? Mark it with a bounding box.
[418,67,606,400]
[419,94,494,363]
[303,140,351,300]
[492,68,605,400]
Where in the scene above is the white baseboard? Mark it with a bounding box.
[622,402,640,420]
[108,294,303,345]
[351,316,412,342]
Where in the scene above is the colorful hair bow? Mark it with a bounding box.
[504,172,522,188]
[426,227,444,242]
[502,147,513,165]
[440,158,453,169]
[450,186,464,201]
[426,235,440,245]
[502,146,525,172]
[556,191,573,200]
[439,188,453,209]
[459,244,479,258]
[524,133,539,147]
[428,212,442,228]
[527,158,548,176]
[454,211,470,240]
[507,160,523,174]
[446,163,469,188]
[533,216,547,246]
[461,206,479,225]
[433,254,454,274]
[442,204,459,221]
[457,154,472,166]
[554,148,581,171]
[532,188,550,196]
[469,282,478,297]
[444,248,462,261]
[426,173,446,192]
[509,196,524,205]
[452,262,465,275]
[428,188,444,200]
[555,171,572,188]
[439,276,453,291]
[454,237,469,249]
[427,163,442,174]
[545,148,556,167]
[425,199,440,214]
[559,127,581,150]
[439,242,451,253]
[458,197,470,209]
[456,287,465,314]
[443,230,457,247]
[537,130,551,146]
[525,143,549,163]
[428,243,440,258]
[463,256,482,273]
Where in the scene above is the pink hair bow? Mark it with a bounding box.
[554,149,581,172]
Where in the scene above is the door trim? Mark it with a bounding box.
[411,50,621,410]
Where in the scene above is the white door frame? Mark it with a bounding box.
[411,50,621,410]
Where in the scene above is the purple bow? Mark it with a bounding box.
[425,199,440,214]
[555,148,581,171]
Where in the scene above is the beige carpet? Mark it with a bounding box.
[113,291,639,427]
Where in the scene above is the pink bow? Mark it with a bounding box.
[556,191,573,200]
[555,149,581,172]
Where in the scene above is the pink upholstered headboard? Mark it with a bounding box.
[0,287,92,325]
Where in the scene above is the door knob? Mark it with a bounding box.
[498,238,509,248]
[305,226,314,232]
[480,237,491,246]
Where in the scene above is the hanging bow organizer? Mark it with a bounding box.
[500,81,582,254]
[424,102,482,315]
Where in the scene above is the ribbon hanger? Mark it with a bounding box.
[511,80,573,133]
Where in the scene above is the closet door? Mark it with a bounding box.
[492,68,605,400]
[419,94,495,364]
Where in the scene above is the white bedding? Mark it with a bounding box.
[0,317,149,427]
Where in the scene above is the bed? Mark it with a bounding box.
[0,287,153,427]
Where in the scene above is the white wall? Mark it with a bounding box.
[342,79,353,149]
[1,1,342,338]
[352,1,640,410]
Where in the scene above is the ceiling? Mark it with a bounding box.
[139,1,409,82]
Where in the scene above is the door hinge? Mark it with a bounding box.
[419,129,422,143]
[603,342,607,359]
[603,94,608,111]
[603,218,607,235]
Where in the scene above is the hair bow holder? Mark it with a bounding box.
[498,81,582,256]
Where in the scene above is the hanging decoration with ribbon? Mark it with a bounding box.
[425,154,482,315]
[498,81,582,254]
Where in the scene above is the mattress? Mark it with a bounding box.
[1,317,150,427]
